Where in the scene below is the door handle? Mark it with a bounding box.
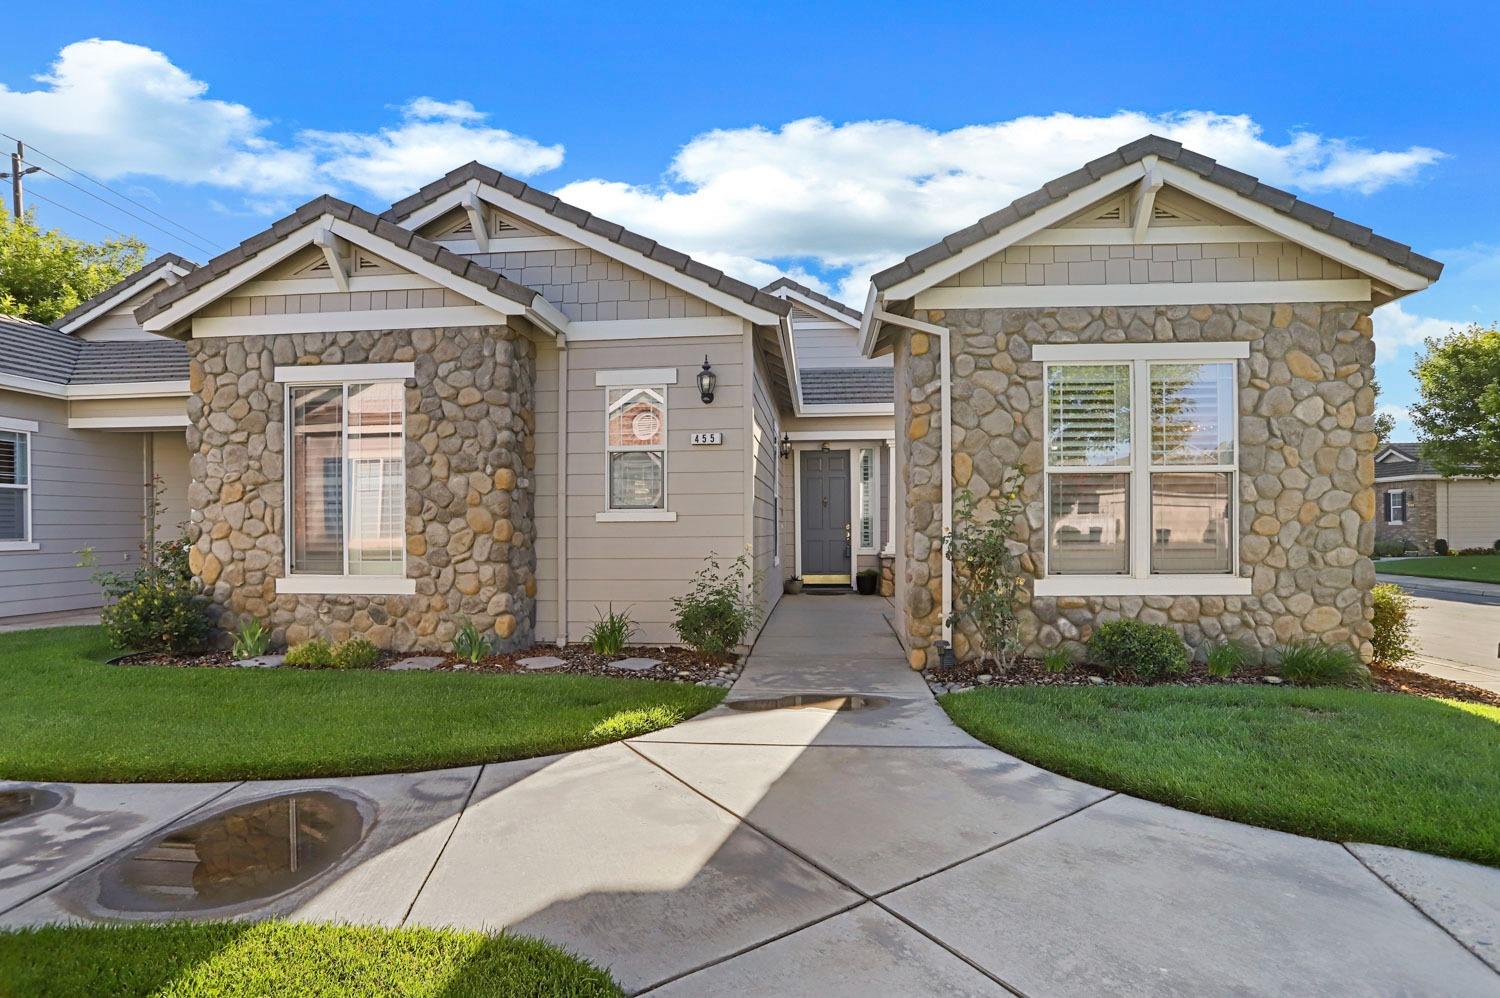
[844,522,851,542]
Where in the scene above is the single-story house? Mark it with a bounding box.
[1374,442,1500,553]
[0,135,1443,667]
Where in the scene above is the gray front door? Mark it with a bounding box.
[800,449,851,583]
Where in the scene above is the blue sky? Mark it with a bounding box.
[4,1,1496,437]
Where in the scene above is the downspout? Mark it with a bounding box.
[872,307,953,646]
[555,336,568,646]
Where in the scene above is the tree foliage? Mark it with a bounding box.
[0,211,146,323]
[1409,324,1500,476]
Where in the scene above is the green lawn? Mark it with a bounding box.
[0,921,620,997]
[0,626,723,782]
[941,685,1500,866]
[1375,554,1500,583]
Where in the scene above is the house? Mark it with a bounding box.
[860,135,1443,667]
[0,135,1444,669]
[1374,442,1500,553]
[0,255,195,619]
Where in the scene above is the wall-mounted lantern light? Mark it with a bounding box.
[696,355,717,404]
[778,433,792,458]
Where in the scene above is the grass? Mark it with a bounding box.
[0,626,723,783]
[1375,553,1500,584]
[941,685,1500,866]
[0,921,621,997]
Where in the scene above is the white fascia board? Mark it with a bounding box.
[879,163,1149,300]
[1157,162,1433,292]
[325,219,530,318]
[56,262,192,335]
[784,429,894,442]
[856,284,881,358]
[1034,574,1253,597]
[776,315,803,418]
[0,374,68,399]
[193,306,507,338]
[275,362,415,384]
[915,279,1371,311]
[66,380,191,399]
[594,367,679,386]
[1034,342,1250,361]
[403,182,784,326]
[141,233,320,332]
[566,316,744,342]
[1373,474,1443,483]
[775,287,860,327]
[0,415,41,432]
[595,509,678,522]
[276,575,417,596]
[69,414,190,430]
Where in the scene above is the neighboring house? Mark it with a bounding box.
[0,255,195,619]
[860,135,1443,666]
[1374,442,1500,552]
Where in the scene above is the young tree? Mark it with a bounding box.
[0,211,146,324]
[1409,323,1500,476]
[1371,377,1396,442]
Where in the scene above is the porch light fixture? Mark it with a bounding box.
[779,433,792,458]
[696,356,717,404]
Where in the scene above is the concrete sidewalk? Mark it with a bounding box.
[1378,572,1500,693]
[2,594,1497,995]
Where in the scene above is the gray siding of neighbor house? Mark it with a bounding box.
[0,390,152,617]
[789,305,888,370]
[533,333,750,645]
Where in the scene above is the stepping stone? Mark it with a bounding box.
[608,657,661,672]
[519,655,566,671]
[389,656,445,671]
[235,655,284,669]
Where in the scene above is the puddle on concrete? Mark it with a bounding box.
[93,790,367,914]
[726,694,888,712]
[0,787,63,823]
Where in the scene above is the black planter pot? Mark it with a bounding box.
[855,573,878,595]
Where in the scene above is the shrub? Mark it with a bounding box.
[1373,539,1408,558]
[99,576,211,656]
[1456,546,1495,556]
[1371,584,1417,665]
[1494,539,1500,552]
[671,553,760,657]
[587,705,684,742]
[1276,641,1370,688]
[451,618,490,664]
[1042,649,1072,674]
[944,479,1027,669]
[1205,640,1245,679]
[585,604,636,656]
[1435,538,1450,556]
[284,639,334,669]
[1088,619,1188,680]
[231,618,271,659]
[331,637,380,670]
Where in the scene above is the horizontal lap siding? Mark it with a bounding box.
[751,343,782,635]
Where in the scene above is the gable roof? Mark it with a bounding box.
[1375,442,1441,479]
[53,253,198,334]
[799,367,893,406]
[384,162,791,323]
[135,195,546,332]
[870,134,1444,296]
[762,276,861,324]
[0,314,188,393]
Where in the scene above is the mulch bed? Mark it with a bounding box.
[1371,663,1500,708]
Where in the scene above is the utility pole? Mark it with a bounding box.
[1,140,42,218]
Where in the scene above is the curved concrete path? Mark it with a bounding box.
[2,595,1498,995]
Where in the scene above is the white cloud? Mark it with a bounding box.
[1376,403,1414,440]
[556,112,1445,303]
[1373,301,1464,360]
[0,40,563,204]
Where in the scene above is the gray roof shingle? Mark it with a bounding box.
[135,196,540,327]
[799,367,893,406]
[871,134,1444,292]
[762,276,862,321]
[0,314,188,387]
[51,253,197,331]
[384,163,791,319]
[1374,442,1439,479]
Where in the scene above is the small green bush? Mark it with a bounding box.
[1087,619,1188,680]
[100,576,211,656]
[1042,649,1072,674]
[1371,584,1417,665]
[331,637,380,670]
[671,554,760,657]
[1205,640,1245,679]
[284,639,334,669]
[587,705,684,741]
[231,618,271,659]
[451,618,490,664]
[1456,546,1495,556]
[585,604,636,656]
[1373,538,1410,558]
[1435,538,1450,556]
[1276,641,1370,688]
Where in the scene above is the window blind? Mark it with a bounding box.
[1047,365,1131,467]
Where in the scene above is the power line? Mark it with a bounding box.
[22,188,170,255]
[0,132,225,253]
[26,163,218,257]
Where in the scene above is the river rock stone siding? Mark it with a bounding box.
[899,302,1379,668]
[184,325,536,652]
[1374,479,1436,553]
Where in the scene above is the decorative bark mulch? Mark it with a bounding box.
[112,649,402,670]
[434,644,740,687]
[1370,663,1500,708]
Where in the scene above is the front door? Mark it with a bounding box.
[800,449,851,584]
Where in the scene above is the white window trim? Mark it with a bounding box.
[594,368,679,387]
[278,375,409,593]
[1040,353,1250,597]
[1385,490,1407,525]
[857,446,880,555]
[600,384,670,520]
[0,420,35,550]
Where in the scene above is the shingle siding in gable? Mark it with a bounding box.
[935,242,1358,289]
[462,245,728,322]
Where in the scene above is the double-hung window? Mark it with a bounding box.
[1384,490,1406,524]
[277,365,411,595]
[1039,345,1246,596]
[606,386,666,511]
[0,420,34,548]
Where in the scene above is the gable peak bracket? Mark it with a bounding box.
[462,191,492,253]
[1131,156,1165,244]
[312,225,352,292]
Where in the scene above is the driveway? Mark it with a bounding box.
[1378,573,1500,695]
[3,595,1498,995]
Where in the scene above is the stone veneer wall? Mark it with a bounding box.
[1374,480,1436,553]
[900,302,1379,668]
[185,326,536,652]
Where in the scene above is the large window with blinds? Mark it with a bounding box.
[0,428,30,544]
[1044,356,1238,584]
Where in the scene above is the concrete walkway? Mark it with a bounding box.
[2,595,1498,995]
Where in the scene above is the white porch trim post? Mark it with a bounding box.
[556,337,569,646]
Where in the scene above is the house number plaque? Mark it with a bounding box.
[690,432,723,446]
